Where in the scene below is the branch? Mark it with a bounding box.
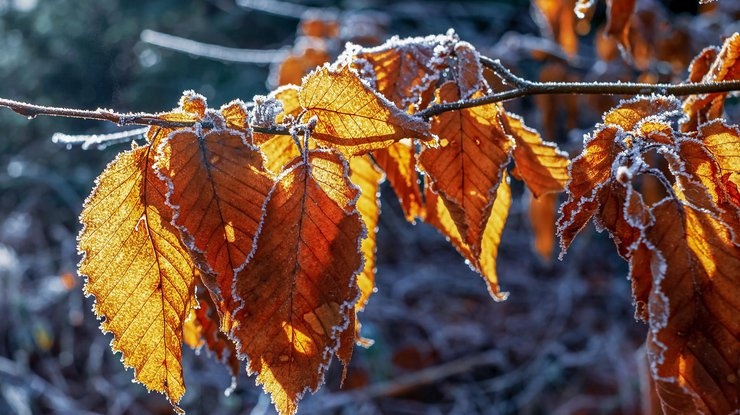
[416,58,740,119]
[140,30,287,64]
[0,97,289,135]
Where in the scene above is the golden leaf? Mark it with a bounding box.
[79,134,196,410]
[230,150,363,415]
[502,111,570,198]
[604,0,636,52]
[156,126,274,332]
[349,156,385,311]
[532,0,578,57]
[528,191,558,262]
[299,64,432,156]
[634,200,740,414]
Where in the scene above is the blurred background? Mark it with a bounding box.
[0,1,737,414]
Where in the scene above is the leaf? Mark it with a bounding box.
[372,140,424,223]
[299,64,432,156]
[349,156,385,311]
[353,34,450,112]
[230,149,363,415]
[419,81,513,256]
[633,200,740,414]
[604,0,636,52]
[502,111,570,198]
[528,191,558,262]
[532,0,578,57]
[275,40,331,87]
[79,135,196,410]
[220,99,250,132]
[682,33,740,131]
[156,125,274,332]
[261,134,301,175]
[425,171,512,301]
[557,96,680,254]
[183,286,240,377]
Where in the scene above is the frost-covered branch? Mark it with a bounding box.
[0,97,289,135]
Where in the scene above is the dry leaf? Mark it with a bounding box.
[156,125,273,332]
[230,149,363,415]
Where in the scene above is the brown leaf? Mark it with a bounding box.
[634,200,740,414]
[419,81,513,256]
[502,111,570,198]
[372,140,424,223]
[299,64,432,156]
[183,286,240,377]
[557,96,680,254]
[156,125,274,332]
[275,39,331,87]
[353,34,449,112]
[79,134,196,410]
[230,150,363,415]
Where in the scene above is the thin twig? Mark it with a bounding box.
[140,30,287,64]
[0,97,289,135]
[1,58,739,135]
[415,78,740,119]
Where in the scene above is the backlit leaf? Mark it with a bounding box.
[79,135,196,410]
[557,96,680,254]
[634,200,740,414]
[353,34,449,112]
[299,64,432,156]
[502,111,570,198]
[156,124,274,332]
[230,149,363,415]
[254,85,303,146]
[682,33,740,131]
[372,140,424,223]
[420,81,513,256]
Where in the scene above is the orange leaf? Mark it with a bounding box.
[299,64,432,156]
[633,200,740,414]
[425,172,511,301]
[349,156,384,312]
[528,191,558,262]
[682,33,740,131]
[79,136,196,410]
[372,140,424,223]
[533,0,578,57]
[604,0,636,52]
[353,34,450,112]
[502,112,570,198]
[557,96,680,254]
[261,134,301,175]
[420,81,513,256]
[156,125,274,332]
[230,150,363,415]
[274,39,331,87]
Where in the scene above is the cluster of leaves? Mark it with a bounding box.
[73,13,739,415]
[78,31,570,415]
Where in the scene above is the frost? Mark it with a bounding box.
[249,94,284,129]
[52,127,149,150]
